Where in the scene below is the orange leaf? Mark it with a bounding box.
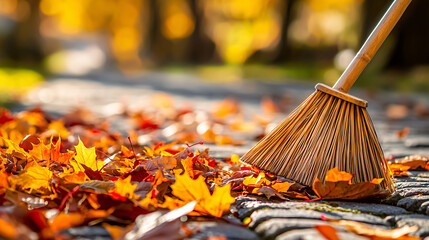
[261,96,280,115]
[314,225,339,240]
[324,167,354,182]
[324,218,419,240]
[102,223,125,240]
[271,181,294,193]
[0,217,17,239]
[396,127,410,139]
[170,171,234,217]
[212,98,240,118]
[312,167,388,200]
[51,209,112,232]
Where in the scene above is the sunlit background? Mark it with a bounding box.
[0,0,429,100]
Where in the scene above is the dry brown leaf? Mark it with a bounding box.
[396,127,410,139]
[312,167,389,200]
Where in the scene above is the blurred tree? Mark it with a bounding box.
[187,0,215,63]
[272,0,297,63]
[5,0,44,63]
[362,0,429,69]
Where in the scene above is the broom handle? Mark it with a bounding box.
[333,0,412,93]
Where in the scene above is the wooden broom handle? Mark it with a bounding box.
[333,0,412,93]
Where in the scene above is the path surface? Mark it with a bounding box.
[21,71,429,239]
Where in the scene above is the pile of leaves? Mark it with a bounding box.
[0,93,426,239]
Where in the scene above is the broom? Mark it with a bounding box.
[241,0,412,193]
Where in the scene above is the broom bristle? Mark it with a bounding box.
[241,90,395,192]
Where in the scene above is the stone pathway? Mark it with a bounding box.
[21,72,429,239]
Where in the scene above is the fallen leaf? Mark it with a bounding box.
[50,209,112,232]
[171,172,235,217]
[271,181,295,193]
[1,137,31,159]
[324,217,419,240]
[110,176,138,199]
[74,138,99,171]
[122,201,196,240]
[396,127,410,139]
[0,217,17,239]
[312,167,389,200]
[256,186,287,200]
[9,164,52,194]
[103,223,125,240]
[314,225,339,240]
[261,96,280,115]
[388,155,429,175]
[212,98,240,118]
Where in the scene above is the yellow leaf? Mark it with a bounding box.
[74,138,98,171]
[1,137,30,159]
[47,120,69,138]
[171,171,235,217]
[110,176,138,199]
[230,154,241,164]
[9,164,52,194]
[243,172,271,187]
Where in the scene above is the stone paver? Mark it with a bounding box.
[387,214,429,238]
[397,195,429,212]
[185,221,260,240]
[248,209,388,228]
[254,218,342,240]
[275,228,368,240]
[60,226,112,240]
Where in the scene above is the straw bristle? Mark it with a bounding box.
[241,90,395,192]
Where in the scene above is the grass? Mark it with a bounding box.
[0,67,44,108]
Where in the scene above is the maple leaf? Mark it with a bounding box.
[170,171,235,217]
[72,138,103,172]
[28,141,50,161]
[110,176,138,199]
[388,155,428,175]
[8,164,52,194]
[59,171,88,184]
[312,167,389,200]
[243,172,271,187]
[1,137,31,159]
[181,157,201,179]
[271,181,295,193]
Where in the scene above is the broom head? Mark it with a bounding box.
[241,83,395,193]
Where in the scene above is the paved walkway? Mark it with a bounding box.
[21,71,429,239]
